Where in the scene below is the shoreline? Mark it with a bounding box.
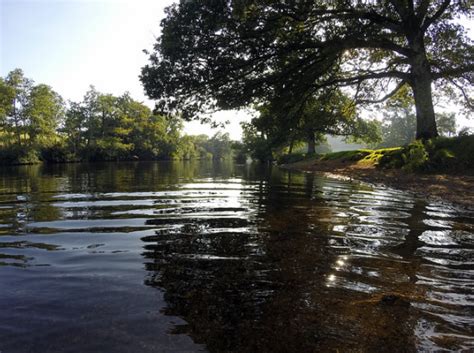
[280,158,474,209]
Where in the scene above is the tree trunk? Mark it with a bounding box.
[411,72,438,140]
[289,138,294,154]
[307,131,315,154]
[409,36,438,140]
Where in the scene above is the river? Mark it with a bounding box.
[0,161,473,352]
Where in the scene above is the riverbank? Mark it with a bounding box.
[281,156,474,209]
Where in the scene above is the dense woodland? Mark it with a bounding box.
[0,69,236,165]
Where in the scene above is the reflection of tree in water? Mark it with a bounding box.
[141,167,471,352]
[140,171,348,352]
[0,165,64,267]
[142,223,277,352]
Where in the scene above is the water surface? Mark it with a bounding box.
[0,161,473,352]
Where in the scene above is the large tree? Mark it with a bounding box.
[0,69,64,149]
[23,84,65,149]
[381,84,458,146]
[251,89,381,154]
[1,69,33,146]
[63,87,190,161]
[141,0,473,140]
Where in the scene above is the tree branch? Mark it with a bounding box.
[356,80,407,104]
[421,0,451,32]
[416,0,430,22]
[312,70,409,93]
[448,78,474,109]
[388,0,409,20]
[348,38,411,56]
[432,63,474,79]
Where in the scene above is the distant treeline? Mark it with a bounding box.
[0,69,240,165]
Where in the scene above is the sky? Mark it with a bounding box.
[0,0,249,139]
[0,0,472,138]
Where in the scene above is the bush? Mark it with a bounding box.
[40,142,73,163]
[425,135,474,172]
[0,146,40,165]
[378,141,430,171]
[376,148,404,169]
[378,135,474,173]
[401,140,429,172]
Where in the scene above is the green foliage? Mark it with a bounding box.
[142,1,473,140]
[401,140,429,172]
[244,89,381,160]
[320,147,403,168]
[379,101,458,148]
[376,149,406,169]
[24,84,65,149]
[431,148,456,168]
[436,113,457,137]
[378,135,474,173]
[0,78,13,128]
[283,135,474,174]
[0,145,40,165]
[360,148,403,166]
[1,69,33,147]
[240,122,274,163]
[0,69,240,165]
[322,150,372,162]
[200,132,233,160]
[231,141,248,164]
[427,135,474,172]
[0,69,65,161]
[40,140,73,163]
[379,107,416,148]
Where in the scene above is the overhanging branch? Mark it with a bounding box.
[356,80,407,104]
[448,77,474,109]
[432,63,474,80]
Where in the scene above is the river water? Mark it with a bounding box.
[0,161,472,353]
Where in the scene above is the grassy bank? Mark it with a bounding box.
[281,135,474,174]
[279,135,474,207]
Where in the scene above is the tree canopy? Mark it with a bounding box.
[245,88,381,158]
[0,69,237,165]
[141,0,473,139]
[0,69,64,151]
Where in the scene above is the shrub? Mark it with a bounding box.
[378,148,405,169]
[426,135,474,172]
[40,142,73,163]
[378,135,474,173]
[401,140,429,172]
[0,146,40,165]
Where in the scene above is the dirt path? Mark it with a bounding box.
[281,159,474,209]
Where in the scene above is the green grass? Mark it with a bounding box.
[281,135,474,174]
[321,148,401,165]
